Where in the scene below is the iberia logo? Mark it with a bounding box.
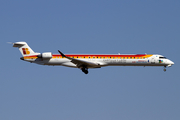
[22,48,30,55]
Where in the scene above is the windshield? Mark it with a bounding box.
[159,57,166,59]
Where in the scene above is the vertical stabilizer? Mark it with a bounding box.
[13,42,35,56]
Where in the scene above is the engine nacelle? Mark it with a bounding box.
[41,52,52,59]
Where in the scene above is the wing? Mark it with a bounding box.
[58,50,101,68]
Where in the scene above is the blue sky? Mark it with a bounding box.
[1,0,180,120]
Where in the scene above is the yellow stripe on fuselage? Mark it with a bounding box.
[23,54,153,60]
[24,56,38,59]
[52,54,153,59]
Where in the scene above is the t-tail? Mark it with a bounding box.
[13,42,40,61]
[13,42,36,56]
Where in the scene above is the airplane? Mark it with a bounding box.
[12,42,174,74]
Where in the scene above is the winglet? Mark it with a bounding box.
[58,50,66,57]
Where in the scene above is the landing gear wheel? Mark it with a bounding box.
[163,66,167,72]
[81,67,89,74]
[84,70,88,74]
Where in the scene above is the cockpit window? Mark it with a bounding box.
[159,57,166,59]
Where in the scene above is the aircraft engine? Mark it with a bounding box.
[40,52,52,59]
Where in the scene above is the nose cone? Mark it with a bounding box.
[167,60,174,67]
[169,60,174,65]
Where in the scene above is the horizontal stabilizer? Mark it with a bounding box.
[12,42,35,56]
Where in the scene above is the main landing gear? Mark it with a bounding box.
[81,67,88,74]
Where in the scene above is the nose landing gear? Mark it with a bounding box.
[163,66,166,72]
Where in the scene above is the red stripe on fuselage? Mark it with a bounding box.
[52,54,147,57]
[24,54,148,58]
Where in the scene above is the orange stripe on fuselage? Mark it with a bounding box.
[23,55,38,59]
[52,54,153,58]
[23,54,153,59]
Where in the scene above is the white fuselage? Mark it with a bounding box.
[22,54,174,68]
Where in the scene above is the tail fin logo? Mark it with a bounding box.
[22,48,30,55]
